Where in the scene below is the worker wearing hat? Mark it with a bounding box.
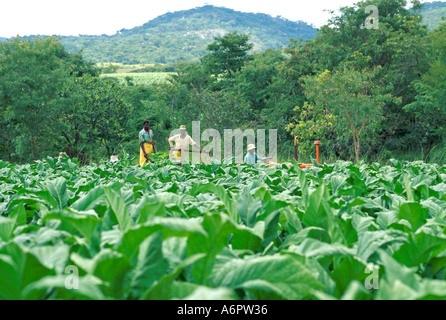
[168,125,202,160]
[244,144,272,165]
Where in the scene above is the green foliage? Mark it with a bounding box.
[0,37,170,163]
[53,75,133,160]
[405,22,446,147]
[180,89,254,134]
[286,102,336,156]
[0,37,73,162]
[236,49,286,111]
[203,31,253,80]
[2,0,446,166]
[1,158,446,299]
[306,0,431,153]
[289,66,396,161]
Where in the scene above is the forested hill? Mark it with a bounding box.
[2,3,444,64]
[59,5,317,64]
[421,1,446,29]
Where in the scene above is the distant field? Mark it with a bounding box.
[96,62,156,73]
[100,72,176,86]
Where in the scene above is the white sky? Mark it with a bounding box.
[0,0,440,37]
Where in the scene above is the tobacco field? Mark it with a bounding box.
[1,156,446,300]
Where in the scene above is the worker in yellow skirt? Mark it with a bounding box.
[139,120,156,167]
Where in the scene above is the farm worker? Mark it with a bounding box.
[244,144,271,165]
[139,120,156,167]
[56,152,68,166]
[168,125,203,160]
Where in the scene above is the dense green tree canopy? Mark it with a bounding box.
[1,0,445,164]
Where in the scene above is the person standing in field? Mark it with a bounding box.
[168,125,203,161]
[244,144,271,165]
[139,120,156,167]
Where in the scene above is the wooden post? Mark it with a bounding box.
[314,140,321,164]
[294,136,298,161]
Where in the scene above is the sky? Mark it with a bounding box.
[0,0,439,38]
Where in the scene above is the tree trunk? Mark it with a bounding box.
[355,135,360,162]
[31,132,36,159]
[351,129,360,162]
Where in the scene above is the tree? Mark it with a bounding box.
[235,49,285,111]
[405,22,446,149]
[261,39,320,153]
[0,37,72,161]
[53,75,133,160]
[306,0,430,152]
[288,66,396,161]
[172,61,213,91]
[202,31,253,80]
[181,89,253,134]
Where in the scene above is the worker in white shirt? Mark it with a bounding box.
[168,125,205,160]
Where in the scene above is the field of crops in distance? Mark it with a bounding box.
[100,72,175,86]
[1,156,446,300]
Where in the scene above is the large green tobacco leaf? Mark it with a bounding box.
[211,254,323,300]
[376,211,399,230]
[376,251,421,299]
[29,244,70,274]
[0,217,15,242]
[302,184,345,244]
[9,203,28,227]
[142,254,206,300]
[118,217,206,260]
[187,213,236,285]
[287,238,355,260]
[313,280,372,300]
[237,188,262,227]
[189,183,237,221]
[131,196,167,224]
[392,232,446,267]
[103,187,133,232]
[231,222,264,252]
[71,186,106,211]
[0,242,52,299]
[356,230,408,261]
[22,275,105,300]
[43,209,101,241]
[330,256,369,299]
[398,202,430,231]
[44,177,69,210]
[128,232,169,298]
[280,227,329,249]
[71,250,131,299]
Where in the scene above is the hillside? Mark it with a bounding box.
[59,5,317,64]
[421,1,446,29]
[2,3,444,64]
